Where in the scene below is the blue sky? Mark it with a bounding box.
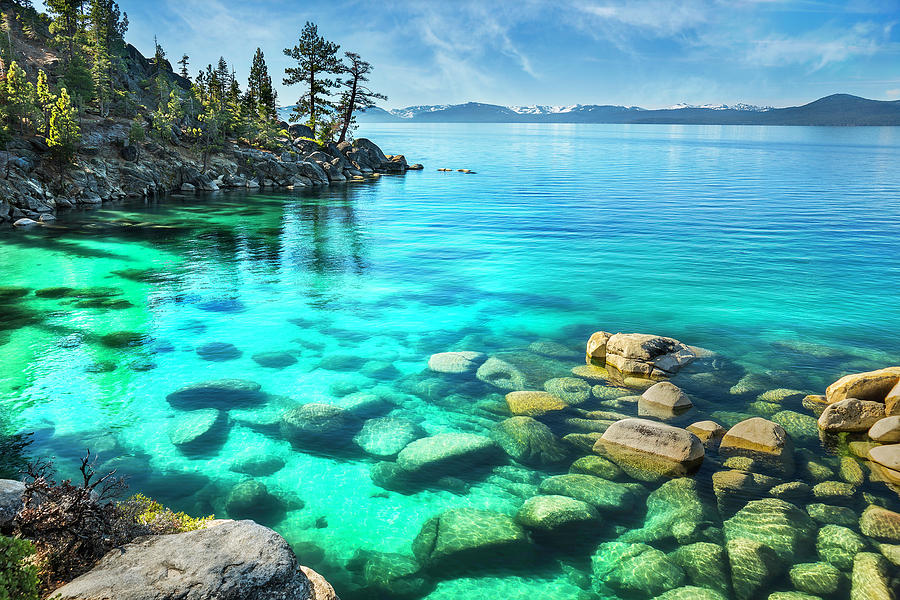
[112,0,900,109]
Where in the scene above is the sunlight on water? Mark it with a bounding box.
[1,123,900,599]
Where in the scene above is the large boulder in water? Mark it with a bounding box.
[538,474,637,513]
[280,403,357,449]
[396,433,499,477]
[591,541,685,597]
[427,351,486,374]
[597,418,705,481]
[411,508,529,572]
[602,332,696,378]
[818,398,885,432]
[224,480,286,523]
[492,416,568,466]
[718,417,794,476]
[52,520,314,600]
[825,367,900,404]
[353,417,423,458]
[476,357,526,391]
[620,477,719,545]
[166,379,264,410]
[168,409,227,454]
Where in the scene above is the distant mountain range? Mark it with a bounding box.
[293,95,898,126]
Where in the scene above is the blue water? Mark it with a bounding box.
[1,123,899,599]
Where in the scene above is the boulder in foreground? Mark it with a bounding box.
[597,418,704,481]
[53,520,313,600]
[598,332,696,378]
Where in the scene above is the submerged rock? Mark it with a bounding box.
[719,417,794,476]
[569,455,624,480]
[427,351,486,374]
[538,474,636,512]
[725,537,780,600]
[597,418,705,481]
[591,541,684,597]
[668,542,730,596]
[52,520,313,600]
[356,550,429,599]
[817,524,868,570]
[621,477,719,545]
[543,377,592,405]
[280,403,357,449]
[395,433,499,476]
[687,420,726,447]
[789,562,842,596]
[168,409,227,454]
[353,417,422,458]
[851,552,892,600]
[197,341,242,362]
[225,481,285,522]
[859,505,900,542]
[724,498,816,564]
[252,351,298,369]
[515,494,599,534]
[230,455,286,477]
[818,398,885,432]
[504,390,570,417]
[475,356,526,391]
[166,379,264,410]
[411,508,529,572]
[640,381,692,411]
[492,416,568,466]
[655,587,727,600]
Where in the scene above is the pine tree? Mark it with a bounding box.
[45,0,84,64]
[151,36,169,105]
[35,69,56,136]
[5,60,36,134]
[336,52,386,143]
[248,48,276,120]
[177,54,189,79]
[283,21,341,132]
[88,0,127,116]
[48,86,80,161]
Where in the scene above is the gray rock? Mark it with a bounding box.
[492,416,568,466]
[230,456,286,477]
[0,479,24,526]
[353,417,423,458]
[252,351,298,369]
[869,416,900,442]
[53,520,313,600]
[166,379,264,410]
[641,381,692,410]
[543,377,592,405]
[280,403,356,448]
[598,418,705,481]
[396,433,499,475]
[516,494,599,534]
[168,409,227,453]
[818,398,885,432]
[604,332,696,378]
[719,417,794,476]
[427,351,486,374]
[475,356,527,391]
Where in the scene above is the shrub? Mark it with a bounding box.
[0,536,39,600]
[120,494,212,534]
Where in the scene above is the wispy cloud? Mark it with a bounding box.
[745,21,894,69]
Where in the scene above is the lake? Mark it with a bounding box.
[2,123,899,599]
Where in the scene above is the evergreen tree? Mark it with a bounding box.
[5,60,36,134]
[336,51,385,143]
[35,69,56,135]
[177,54,189,79]
[48,86,80,161]
[247,48,276,120]
[151,36,169,105]
[45,0,84,64]
[88,0,127,116]
[283,21,341,132]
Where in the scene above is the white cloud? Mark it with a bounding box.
[745,21,891,69]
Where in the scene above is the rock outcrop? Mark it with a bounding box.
[52,520,314,600]
[587,332,696,378]
[597,418,705,480]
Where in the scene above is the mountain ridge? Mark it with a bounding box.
[282,94,899,126]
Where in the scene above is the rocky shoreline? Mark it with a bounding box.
[1,127,420,227]
[4,329,900,599]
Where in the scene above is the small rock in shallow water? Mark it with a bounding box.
[427,350,486,374]
[99,330,147,348]
[851,552,892,600]
[719,417,794,476]
[817,524,868,570]
[476,356,527,390]
[505,390,569,417]
[492,416,568,466]
[353,417,422,458]
[396,433,499,476]
[252,351,297,369]
[225,480,285,522]
[539,474,636,513]
[859,505,900,542]
[569,455,623,480]
[280,403,356,449]
[686,420,726,446]
[869,415,900,442]
[515,494,599,534]
[789,561,842,595]
[668,542,730,596]
[591,541,684,597]
[544,377,591,405]
[197,341,242,362]
[230,455,285,477]
[166,379,263,410]
[806,503,857,527]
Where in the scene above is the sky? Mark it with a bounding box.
[107,0,900,109]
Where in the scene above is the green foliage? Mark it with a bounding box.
[0,536,40,600]
[35,69,56,135]
[336,51,386,143]
[61,53,94,106]
[5,61,37,134]
[123,494,213,533]
[128,117,144,143]
[47,87,80,161]
[283,21,342,131]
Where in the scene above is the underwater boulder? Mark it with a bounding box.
[725,537,780,600]
[197,341,242,362]
[723,498,816,564]
[654,587,727,600]
[252,351,298,369]
[492,416,568,467]
[168,409,227,454]
[686,420,726,447]
[851,552,892,600]
[427,351,486,374]
[668,542,730,596]
[620,477,720,545]
[411,508,530,573]
[355,550,431,599]
[353,417,423,458]
[224,480,285,523]
[166,379,264,410]
[504,390,570,417]
[543,377,592,405]
[640,381,692,412]
[719,417,794,476]
[475,356,527,391]
[395,433,500,477]
[591,541,685,597]
[597,418,705,481]
[230,455,286,477]
[788,562,842,596]
[569,455,624,481]
[859,505,900,543]
[280,403,358,449]
[538,474,637,513]
[817,525,869,570]
[515,494,599,536]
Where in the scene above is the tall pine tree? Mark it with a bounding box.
[336,52,385,143]
[282,21,341,133]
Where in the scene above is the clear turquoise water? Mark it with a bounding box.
[1,123,900,598]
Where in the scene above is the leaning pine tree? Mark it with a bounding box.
[282,21,342,136]
[48,88,81,163]
[336,51,386,143]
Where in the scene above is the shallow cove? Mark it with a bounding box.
[2,123,900,599]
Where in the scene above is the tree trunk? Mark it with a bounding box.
[338,76,358,144]
[308,66,316,134]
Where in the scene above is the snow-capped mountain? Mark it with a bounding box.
[388,105,450,118]
[667,102,773,111]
